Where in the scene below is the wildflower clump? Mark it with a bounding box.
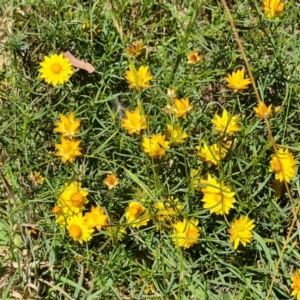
[172,218,200,248]
[269,148,297,183]
[200,174,236,215]
[39,53,73,86]
[228,216,255,250]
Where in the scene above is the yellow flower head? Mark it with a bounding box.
[263,0,284,18]
[54,112,81,138]
[211,109,241,135]
[39,53,73,87]
[121,107,147,135]
[29,171,45,185]
[187,51,202,64]
[125,65,152,89]
[126,40,145,56]
[142,134,170,158]
[228,216,255,250]
[106,225,127,241]
[67,214,94,244]
[172,218,200,249]
[253,101,272,119]
[85,206,109,231]
[200,174,236,215]
[103,172,120,190]
[154,197,183,222]
[171,97,193,119]
[54,137,82,163]
[167,88,176,98]
[269,148,297,183]
[58,182,89,214]
[291,269,300,299]
[124,201,150,228]
[196,142,227,166]
[166,124,188,144]
[225,68,251,93]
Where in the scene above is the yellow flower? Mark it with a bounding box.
[142,134,170,158]
[124,201,150,228]
[253,101,272,119]
[172,218,200,249]
[269,148,297,183]
[106,225,127,241]
[54,112,81,138]
[211,109,241,135]
[67,214,94,244]
[228,216,255,250]
[187,51,202,64]
[39,53,73,87]
[126,40,145,56]
[196,142,227,166]
[125,65,152,89]
[121,107,147,135]
[263,0,284,18]
[58,182,89,214]
[171,97,193,119]
[291,269,300,299]
[225,68,251,93]
[29,171,45,185]
[200,174,236,215]
[54,137,82,163]
[154,197,183,221]
[103,172,120,190]
[166,124,188,144]
[167,88,176,98]
[85,206,109,231]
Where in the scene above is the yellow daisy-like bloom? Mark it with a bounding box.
[29,171,45,186]
[67,214,94,244]
[211,109,241,135]
[228,216,255,250]
[196,142,227,166]
[263,0,284,18]
[103,172,120,190]
[39,53,73,87]
[200,174,236,215]
[58,182,89,214]
[121,107,147,135]
[187,51,202,64]
[291,269,300,299]
[54,112,81,138]
[269,148,297,183]
[225,68,251,93]
[172,218,200,249]
[166,124,188,144]
[125,65,153,89]
[126,40,145,56]
[154,197,183,222]
[253,101,272,119]
[142,134,170,158]
[171,97,193,119]
[85,206,109,232]
[54,137,82,163]
[124,201,150,228]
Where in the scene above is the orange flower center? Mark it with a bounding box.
[130,205,143,217]
[70,192,84,207]
[186,229,198,240]
[69,225,82,238]
[51,63,62,74]
[52,205,61,214]
[189,54,197,63]
[107,176,115,185]
[273,159,282,172]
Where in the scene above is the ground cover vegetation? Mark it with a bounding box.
[0,0,300,299]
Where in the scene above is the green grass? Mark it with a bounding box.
[1,0,299,299]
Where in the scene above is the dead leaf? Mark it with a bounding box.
[62,51,95,73]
